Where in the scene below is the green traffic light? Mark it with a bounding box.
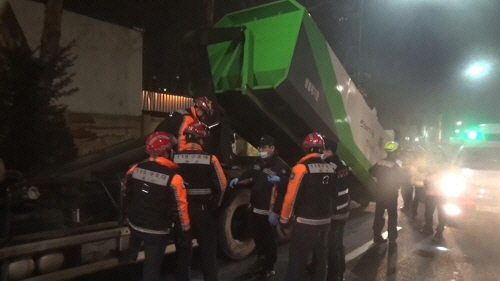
[467,130,478,140]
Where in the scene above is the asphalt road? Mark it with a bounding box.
[77,198,500,281]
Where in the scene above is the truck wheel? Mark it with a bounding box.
[218,189,255,260]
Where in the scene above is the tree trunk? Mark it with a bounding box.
[40,0,63,60]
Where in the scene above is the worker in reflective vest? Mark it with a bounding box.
[280,133,337,281]
[174,122,227,281]
[123,132,190,281]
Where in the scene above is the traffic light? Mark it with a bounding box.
[467,130,478,140]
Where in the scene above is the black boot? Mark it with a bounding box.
[256,268,276,280]
[248,256,265,274]
[420,225,434,236]
[434,231,444,241]
[374,235,387,243]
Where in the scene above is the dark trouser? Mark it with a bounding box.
[127,228,170,281]
[188,202,219,281]
[412,186,425,217]
[373,196,398,241]
[423,195,446,234]
[401,185,414,210]
[285,223,329,281]
[327,220,346,281]
[251,212,277,271]
[174,228,192,281]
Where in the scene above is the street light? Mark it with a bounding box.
[467,64,484,76]
[456,121,462,126]
[465,62,490,78]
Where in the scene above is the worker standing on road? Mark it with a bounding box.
[399,148,415,213]
[155,96,214,151]
[280,133,336,281]
[411,148,428,218]
[122,132,190,281]
[229,135,290,279]
[369,141,409,247]
[173,122,227,281]
[420,161,447,240]
[323,138,351,281]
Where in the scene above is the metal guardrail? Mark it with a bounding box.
[142,91,193,115]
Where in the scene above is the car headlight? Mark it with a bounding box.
[440,173,466,197]
[444,203,461,216]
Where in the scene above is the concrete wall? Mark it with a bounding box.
[66,113,167,157]
[9,0,143,116]
[66,111,142,156]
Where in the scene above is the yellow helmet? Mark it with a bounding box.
[384,141,399,152]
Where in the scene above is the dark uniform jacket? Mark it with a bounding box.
[280,153,336,225]
[324,155,351,222]
[173,143,227,209]
[155,107,197,151]
[239,152,290,215]
[369,155,408,201]
[125,156,190,233]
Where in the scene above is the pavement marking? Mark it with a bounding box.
[345,226,402,263]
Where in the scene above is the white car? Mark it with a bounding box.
[440,142,500,218]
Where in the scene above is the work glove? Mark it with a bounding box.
[279,219,290,233]
[176,229,193,250]
[267,175,280,184]
[26,186,40,200]
[268,212,279,226]
[229,178,239,188]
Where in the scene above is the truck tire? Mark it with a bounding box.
[218,189,255,260]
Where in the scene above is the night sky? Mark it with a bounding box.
[57,0,500,134]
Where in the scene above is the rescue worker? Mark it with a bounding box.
[369,141,409,246]
[122,132,190,281]
[420,162,447,240]
[280,133,336,281]
[400,148,414,213]
[173,122,227,281]
[323,139,351,281]
[411,148,428,218]
[229,135,290,279]
[155,96,214,151]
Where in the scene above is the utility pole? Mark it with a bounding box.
[40,0,63,61]
[438,114,443,144]
[357,0,364,87]
[205,0,215,28]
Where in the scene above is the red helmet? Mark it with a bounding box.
[302,132,325,150]
[194,97,213,116]
[184,122,208,138]
[146,132,174,156]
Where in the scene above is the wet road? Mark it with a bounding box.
[77,199,500,281]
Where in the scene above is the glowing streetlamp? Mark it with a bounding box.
[465,62,490,79]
